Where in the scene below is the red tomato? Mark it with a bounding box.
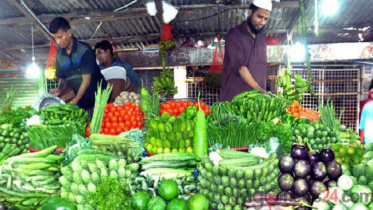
[178,106,186,113]
[124,115,130,121]
[104,128,109,134]
[130,116,136,121]
[137,120,143,127]
[109,107,116,112]
[107,112,114,118]
[109,128,116,135]
[160,110,165,115]
[116,127,122,134]
[182,102,188,108]
[114,112,120,117]
[118,116,124,122]
[136,115,142,121]
[161,103,166,109]
[124,106,130,111]
[119,122,125,129]
[85,127,90,138]
[135,106,141,112]
[204,110,209,116]
[103,118,110,123]
[105,122,112,129]
[125,121,131,127]
[187,100,194,106]
[120,110,126,116]
[111,116,118,123]
[200,101,206,109]
[173,109,179,116]
[112,122,119,128]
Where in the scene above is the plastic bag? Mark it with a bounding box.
[44,40,57,80]
[203,35,224,88]
[159,24,175,50]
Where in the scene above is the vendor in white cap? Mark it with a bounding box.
[219,0,272,101]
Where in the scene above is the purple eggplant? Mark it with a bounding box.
[325,180,337,188]
[326,160,342,179]
[320,149,335,162]
[293,160,311,178]
[297,193,311,205]
[291,145,309,160]
[311,162,327,181]
[293,178,309,197]
[279,173,294,191]
[309,181,327,199]
[308,151,320,165]
[277,191,294,201]
[279,155,295,173]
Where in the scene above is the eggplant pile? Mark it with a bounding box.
[277,145,342,207]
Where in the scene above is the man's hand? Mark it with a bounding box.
[49,88,60,96]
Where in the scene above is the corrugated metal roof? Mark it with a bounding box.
[0,0,372,61]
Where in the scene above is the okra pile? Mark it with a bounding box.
[0,146,62,209]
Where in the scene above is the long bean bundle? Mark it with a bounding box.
[90,82,113,135]
[319,99,344,133]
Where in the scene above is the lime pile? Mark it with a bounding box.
[332,142,365,167]
[145,114,195,154]
[293,121,339,152]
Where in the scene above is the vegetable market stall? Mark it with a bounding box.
[0,78,371,210]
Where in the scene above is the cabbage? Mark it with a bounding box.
[332,203,348,210]
[312,200,331,210]
[337,175,353,191]
[350,203,368,210]
[350,185,372,205]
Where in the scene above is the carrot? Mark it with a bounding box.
[304,109,320,116]
[193,92,208,158]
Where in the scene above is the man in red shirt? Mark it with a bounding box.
[219,0,272,101]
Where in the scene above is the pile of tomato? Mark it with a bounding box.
[86,102,145,136]
[160,100,210,116]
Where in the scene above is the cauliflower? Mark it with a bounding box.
[250,147,269,159]
[209,151,222,166]
[26,115,41,126]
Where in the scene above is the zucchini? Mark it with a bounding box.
[140,152,199,164]
[219,158,260,167]
[219,150,261,160]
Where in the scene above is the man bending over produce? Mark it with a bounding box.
[48,17,106,113]
[95,40,139,95]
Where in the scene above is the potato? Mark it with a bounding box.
[129,92,136,97]
[133,95,140,100]
[120,91,129,97]
[135,99,140,105]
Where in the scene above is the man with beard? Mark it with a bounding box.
[219,0,272,101]
[48,17,106,113]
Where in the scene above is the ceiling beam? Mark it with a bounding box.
[0,2,299,27]
[7,0,51,40]
[1,27,364,52]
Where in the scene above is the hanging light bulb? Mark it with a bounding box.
[322,0,339,16]
[26,22,41,79]
[290,41,306,62]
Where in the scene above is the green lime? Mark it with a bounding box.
[159,180,179,201]
[310,139,316,146]
[187,194,209,210]
[164,148,171,153]
[146,144,153,152]
[132,191,152,210]
[317,144,323,151]
[171,148,178,153]
[333,143,342,151]
[185,139,191,147]
[186,147,193,153]
[148,196,167,210]
[352,155,361,164]
[315,130,322,138]
[157,147,164,154]
[179,148,186,153]
[344,156,351,163]
[339,147,347,156]
[166,198,188,210]
[347,147,355,155]
[335,157,343,164]
[356,147,365,156]
[163,140,171,148]
[179,140,186,148]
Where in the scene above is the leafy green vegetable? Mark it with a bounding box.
[86,177,131,209]
[62,134,92,166]
[0,106,36,126]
